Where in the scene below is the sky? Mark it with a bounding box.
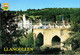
[0,0,80,11]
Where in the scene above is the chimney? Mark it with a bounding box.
[48,23,51,28]
[63,20,65,25]
[15,11,17,15]
[66,19,68,24]
[56,21,57,25]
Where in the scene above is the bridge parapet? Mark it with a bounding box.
[33,24,71,29]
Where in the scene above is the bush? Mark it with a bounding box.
[20,32,34,47]
[65,32,80,50]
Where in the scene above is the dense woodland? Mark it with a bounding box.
[11,8,80,22]
[0,8,80,54]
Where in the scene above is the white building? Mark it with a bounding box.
[16,14,32,33]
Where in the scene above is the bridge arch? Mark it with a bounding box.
[52,35,61,46]
[36,33,44,47]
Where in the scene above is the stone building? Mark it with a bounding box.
[16,14,32,33]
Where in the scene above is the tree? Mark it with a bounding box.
[65,32,80,50]
[0,11,23,54]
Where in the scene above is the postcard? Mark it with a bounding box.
[0,0,80,55]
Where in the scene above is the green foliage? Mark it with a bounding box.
[64,8,80,53]
[71,9,80,24]
[20,32,34,47]
[15,8,80,23]
[0,11,24,54]
[63,50,75,55]
[65,32,80,50]
[70,23,80,32]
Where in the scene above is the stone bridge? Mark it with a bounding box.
[33,28,71,49]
